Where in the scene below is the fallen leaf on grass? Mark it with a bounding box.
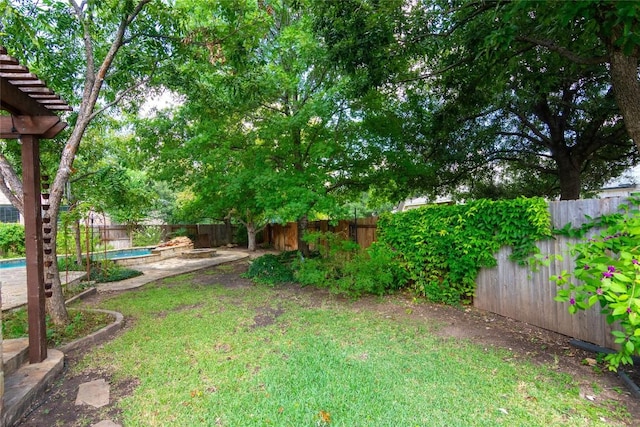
[318,410,331,423]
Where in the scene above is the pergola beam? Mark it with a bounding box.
[0,116,65,138]
[0,78,53,116]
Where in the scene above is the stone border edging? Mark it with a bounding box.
[570,338,640,399]
[58,309,124,353]
[65,286,97,305]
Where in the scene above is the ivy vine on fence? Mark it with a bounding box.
[378,197,552,304]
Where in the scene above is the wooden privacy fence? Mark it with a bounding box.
[98,225,130,249]
[97,223,236,249]
[266,217,378,251]
[161,224,235,248]
[475,197,629,349]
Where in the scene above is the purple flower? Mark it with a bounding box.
[557,275,563,281]
[569,297,576,305]
[608,265,616,272]
[633,259,639,265]
[627,307,633,314]
[602,270,614,279]
[583,264,590,270]
[596,288,603,295]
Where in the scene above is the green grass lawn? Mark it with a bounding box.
[79,270,630,426]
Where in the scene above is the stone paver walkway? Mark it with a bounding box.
[1,269,85,311]
[76,378,110,408]
[95,249,249,292]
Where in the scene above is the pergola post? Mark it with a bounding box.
[21,135,47,363]
[1,45,71,364]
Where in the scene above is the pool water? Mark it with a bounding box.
[0,247,153,269]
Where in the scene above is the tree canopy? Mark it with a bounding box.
[313,0,640,200]
[0,0,180,324]
[135,0,376,252]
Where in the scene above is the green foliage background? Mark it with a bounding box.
[378,198,552,304]
[0,223,25,258]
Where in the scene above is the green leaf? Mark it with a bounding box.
[625,340,634,354]
[609,281,629,294]
[612,305,629,316]
[613,272,632,283]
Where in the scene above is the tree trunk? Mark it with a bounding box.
[44,208,69,325]
[225,217,233,245]
[247,222,257,251]
[297,215,310,257]
[609,47,640,154]
[73,219,83,265]
[554,153,582,200]
[0,155,24,214]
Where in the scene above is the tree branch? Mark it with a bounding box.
[89,74,154,120]
[516,36,608,65]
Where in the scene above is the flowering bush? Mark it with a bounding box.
[551,197,640,370]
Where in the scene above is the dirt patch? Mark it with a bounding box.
[15,258,640,426]
[252,305,285,328]
[16,363,138,427]
[190,261,254,288]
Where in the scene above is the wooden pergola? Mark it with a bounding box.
[0,45,72,363]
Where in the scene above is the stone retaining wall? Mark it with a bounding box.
[112,244,193,267]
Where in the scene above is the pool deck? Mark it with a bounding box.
[1,249,251,311]
[1,269,86,311]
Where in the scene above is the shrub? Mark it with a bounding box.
[293,232,359,291]
[56,224,101,255]
[0,223,25,258]
[243,252,297,285]
[549,196,640,370]
[133,226,162,247]
[294,232,407,298]
[335,242,408,297]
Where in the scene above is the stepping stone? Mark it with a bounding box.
[92,421,121,427]
[75,379,110,408]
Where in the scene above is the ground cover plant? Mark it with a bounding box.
[2,308,112,347]
[58,258,143,284]
[69,265,633,427]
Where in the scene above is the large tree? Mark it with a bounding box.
[139,0,370,255]
[0,0,178,324]
[313,0,640,201]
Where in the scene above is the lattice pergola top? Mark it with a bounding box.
[0,45,72,115]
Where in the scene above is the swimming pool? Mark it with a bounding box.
[0,247,153,269]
